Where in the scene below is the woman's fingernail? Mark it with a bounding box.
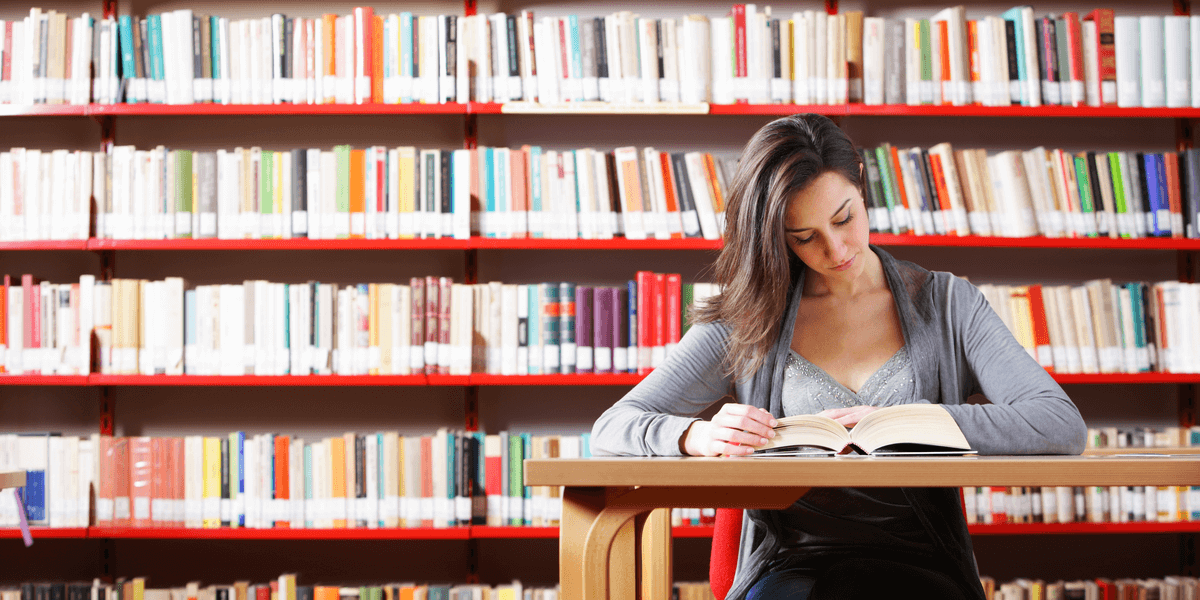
[770,419,779,427]
[760,438,769,445]
[768,431,776,438]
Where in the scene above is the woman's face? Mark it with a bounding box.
[782,171,870,283]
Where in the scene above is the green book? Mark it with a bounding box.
[508,433,524,526]
[681,283,694,336]
[1108,152,1129,238]
[1073,155,1097,238]
[335,144,351,239]
[175,150,193,239]
[521,432,533,526]
[874,146,900,234]
[918,20,932,104]
[303,442,312,528]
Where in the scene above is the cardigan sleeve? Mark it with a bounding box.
[937,276,1088,455]
[590,321,736,456]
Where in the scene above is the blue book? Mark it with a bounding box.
[484,148,496,237]
[446,432,457,526]
[236,431,245,526]
[626,280,638,373]
[117,16,138,102]
[210,16,222,100]
[530,146,543,237]
[520,432,533,526]
[580,432,592,458]
[400,13,414,103]
[1144,153,1170,236]
[1001,8,1029,105]
[559,282,576,374]
[542,283,560,374]
[568,16,583,99]
[147,14,165,103]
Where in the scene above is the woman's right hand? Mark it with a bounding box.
[681,404,779,456]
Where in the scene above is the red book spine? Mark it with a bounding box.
[1084,9,1117,106]
[274,435,290,528]
[2,22,11,85]
[409,277,424,370]
[732,5,747,104]
[966,20,980,105]
[172,437,185,527]
[22,275,36,370]
[355,6,374,104]
[256,587,270,600]
[937,20,951,106]
[658,152,682,239]
[558,18,570,84]
[1039,18,1057,100]
[927,153,956,235]
[511,149,527,224]
[1,275,8,374]
[888,146,910,210]
[653,273,666,367]
[424,275,439,375]
[485,453,500,497]
[1026,285,1054,372]
[1165,152,1183,238]
[1063,13,1085,107]
[636,271,654,374]
[97,435,114,527]
[665,274,681,358]
[376,148,385,213]
[130,436,153,527]
[111,437,131,527]
[438,277,451,375]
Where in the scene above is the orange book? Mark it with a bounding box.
[469,149,481,228]
[171,437,185,527]
[511,149,528,235]
[349,149,366,238]
[274,435,290,528]
[420,436,432,528]
[927,153,956,235]
[129,437,153,528]
[936,20,951,106]
[701,153,726,214]
[97,435,114,527]
[322,15,337,103]
[330,436,347,528]
[111,437,131,527]
[1027,284,1054,372]
[887,145,910,211]
[371,15,384,103]
[1164,153,1183,239]
[658,152,683,239]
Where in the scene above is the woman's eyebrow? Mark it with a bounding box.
[784,199,852,232]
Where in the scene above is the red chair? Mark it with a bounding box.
[710,508,744,600]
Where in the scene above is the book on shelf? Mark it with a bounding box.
[753,403,974,457]
[2,578,556,600]
[0,429,592,530]
[5,5,1200,109]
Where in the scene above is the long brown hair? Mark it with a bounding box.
[694,114,864,381]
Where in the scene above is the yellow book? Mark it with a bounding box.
[379,284,393,376]
[397,147,416,238]
[131,578,146,600]
[202,436,221,528]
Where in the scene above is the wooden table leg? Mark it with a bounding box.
[561,486,807,600]
[636,508,672,600]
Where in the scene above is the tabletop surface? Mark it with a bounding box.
[524,455,1200,488]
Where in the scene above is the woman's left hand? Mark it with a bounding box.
[819,406,879,428]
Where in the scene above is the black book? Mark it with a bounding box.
[355,434,366,527]
[440,151,452,234]
[447,16,458,82]
[506,15,519,79]
[655,20,665,77]
[467,434,486,525]
[1134,152,1154,236]
[21,583,35,600]
[1085,152,1108,236]
[1043,18,1060,100]
[1184,150,1200,238]
[860,150,885,232]
[297,587,314,600]
[282,16,293,95]
[670,153,700,238]
[424,151,438,230]
[1004,20,1020,104]
[595,17,608,80]
[215,588,228,600]
[1033,19,1048,100]
[453,431,465,526]
[200,16,212,82]
[770,19,782,80]
[220,437,230,526]
[605,152,622,221]
[292,149,307,236]
[137,19,150,81]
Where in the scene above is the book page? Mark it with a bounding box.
[850,404,972,455]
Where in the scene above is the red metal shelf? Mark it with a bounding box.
[87,103,471,116]
[708,103,847,116]
[467,373,647,386]
[1051,373,1200,384]
[87,375,429,386]
[0,527,88,539]
[87,238,472,251]
[869,233,1200,250]
[710,103,1200,118]
[470,526,558,539]
[469,102,505,114]
[0,240,89,251]
[0,105,89,117]
[967,522,1200,535]
[425,375,475,386]
[0,375,91,385]
[470,237,723,250]
[90,526,471,539]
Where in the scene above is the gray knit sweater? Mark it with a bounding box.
[591,246,1088,600]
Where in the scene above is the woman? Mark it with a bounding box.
[590,114,1088,600]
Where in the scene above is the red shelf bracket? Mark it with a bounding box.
[825,0,838,15]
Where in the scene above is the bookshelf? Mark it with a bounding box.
[1,0,1199,593]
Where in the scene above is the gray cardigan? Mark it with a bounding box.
[591,246,1088,600]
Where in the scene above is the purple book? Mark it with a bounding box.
[575,286,594,374]
[613,287,629,373]
[594,288,614,374]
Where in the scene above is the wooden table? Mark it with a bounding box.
[524,455,1200,600]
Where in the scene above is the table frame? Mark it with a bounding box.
[525,456,1200,600]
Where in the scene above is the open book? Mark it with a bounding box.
[753,404,975,456]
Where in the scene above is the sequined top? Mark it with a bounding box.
[767,346,939,574]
